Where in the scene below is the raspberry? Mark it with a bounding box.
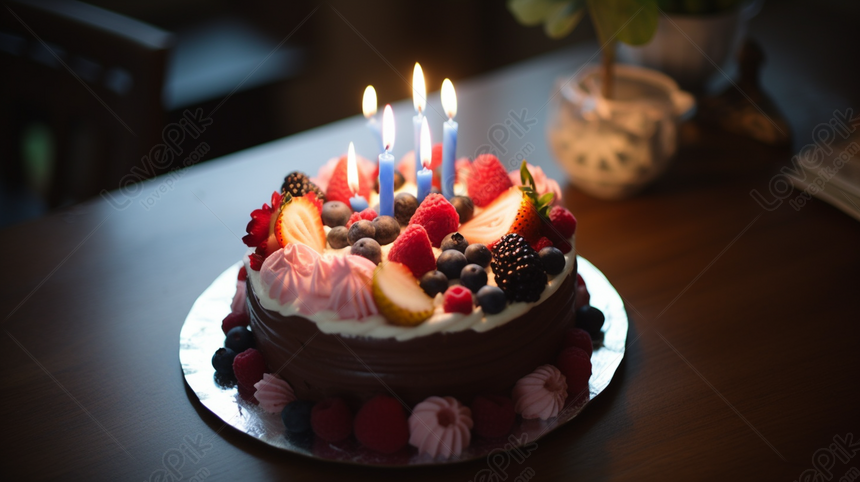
[238,266,248,281]
[443,285,473,314]
[575,273,590,309]
[311,397,353,442]
[221,312,250,335]
[233,348,267,391]
[470,395,515,439]
[325,155,372,204]
[532,237,553,251]
[491,234,547,302]
[387,224,437,278]
[549,206,577,238]
[465,154,513,207]
[555,346,592,394]
[354,395,409,454]
[562,328,593,356]
[346,207,378,228]
[408,193,459,247]
[542,219,573,254]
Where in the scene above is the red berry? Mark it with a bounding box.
[555,347,592,394]
[311,398,353,442]
[430,143,443,170]
[346,207,378,227]
[562,328,593,356]
[233,348,267,391]
[408,193,459,247]
[575,273,590,309]
[387,224,437,278]
[549,206,577,238]
[238,266,248,281]
[221,312,250,335]
[470,395,515,438]
[541,218,573,254]
[241,192,282,248]
[354,395,409,454]
[326,155,372,204]
[443,285,473,314]
[465,154,513,207]
[532,237,553,251]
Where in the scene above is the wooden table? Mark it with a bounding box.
[3,4,859,480]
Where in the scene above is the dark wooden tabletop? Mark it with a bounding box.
[3,2,859,480]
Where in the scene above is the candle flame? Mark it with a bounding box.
[362,85,377,118]
[420,116,431,169]
[382,104,395,151]
[412,62,426,115]
[347,142,359,193]
[441,78,457,119]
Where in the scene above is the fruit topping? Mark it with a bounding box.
[282,171,325,202]
[419,270,449,298]
[211,347,237,376]
[491,233,547,302]
[387,224,437,278]
[575,273,590,309]
[372,215,400,245]
[351,238,382,265]
[440,232,469,253]
[408,193,459,247]
[233,348,267,391]
[274,193,326,253]
[470,395,515,439]
[325,155,372,204]
[549,205,577,238]
[562,327,593,356]
[532,236,553,251]
[242,191,283,248]
[538,246,565,275]
[394,192,419,225]
[347,219,375,245]
[464,243,492,268]
[224,326,255,353]
[321,201,351,227]
[327,226,350,249]
[372,262,435,326]
[476,285,507,314]
[436,249,468,279]
[347,207,378,227]
[460,264,488,293]
[354,395,410,454]
[457,187,520,247]
[282,399,315,434]
[221,312,249,335]
[576,306,605,339]
[555,346,592,394]
[450,195,474,223]
[465,154,513,207]
[311,397,353,443]
[443,285,473,314]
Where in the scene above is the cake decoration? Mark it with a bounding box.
[508,162,562,206]
[408,396,473,459]
[232,348,268,392]
[221,311,249,335]
[282,399,315,434]
[465,153,514,207]
[372,262,435,326]
[442,285,473,314]
[253,373,296,414]
[354,395,410,454]
[281,171,325,202]
[491,233,548,302]
[512,365,568,420]
[224,326,255,353]
[563,327,594,356]
[470,395,516,439]
[310,397,353,443]
[326,255,378,319]
[386,224,436,278]
[407,193,459,247]
[555,346,593,395]
[274,193,326,254]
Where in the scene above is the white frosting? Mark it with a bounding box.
[244,235,575,341]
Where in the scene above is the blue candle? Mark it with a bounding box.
[346,142,368,212]
[378,105,396,217]
[350,195,369,212]
[412,63,426,177]
[413,113,423,175]
[367,118,384,154]
[416,116,432,203]
[441,79,458,199]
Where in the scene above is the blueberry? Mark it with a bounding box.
[476,285,506,314]
[394,193,418,225]
[460,264,488,293]
[281,400,315,434]
[225,326,255,353]
[372,216,400,245]
[440,232,469,253]
[327,226,350,249]
[322,201,351,228]
[465,243,492,268]
[212,347,237,376]
[576,306,605,338]
[450,196,474,223]
[436,249,468,279]
[351,237,382,265]
[394,171,406,190]
[538,247,565,275]
[420,270,449,297]
[347,220,376,245]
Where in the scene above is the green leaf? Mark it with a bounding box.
[587,0,658,46]
[520,160,537,190]
[507,0,559,26]
[543,2,585,39]
[538,192,555,206]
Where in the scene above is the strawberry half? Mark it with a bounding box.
[275,193,326,253]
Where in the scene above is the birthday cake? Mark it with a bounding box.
[212,113,604,460]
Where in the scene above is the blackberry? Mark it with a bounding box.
[491,233,547,302]
[281,171,325,201]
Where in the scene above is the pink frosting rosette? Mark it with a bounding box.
[509,162,562,205]
[512,365,567,420]
[408,396,473,459]
[230,279,248,316]
[253,373,295,413]
[259,244,378,320]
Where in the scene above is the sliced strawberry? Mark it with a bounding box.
[510,194,542,243]
[458,187,521,246]
[275,194,326,253]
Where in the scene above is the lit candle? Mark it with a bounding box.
[412,62,426,177]
[347,142,369,212]
[441,78,458,199]
[378,104,396,217]
[416,117,432,204]
[362,85,384,154]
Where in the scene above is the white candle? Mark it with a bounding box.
[441,78,458,199]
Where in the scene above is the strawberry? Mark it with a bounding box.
[275,193,326,254]
[465,154,513,207]
[387,225,437,278]
[408,193,459,247]
[354,395,410,454]
[325,155,372,204]
[509,192,543,243]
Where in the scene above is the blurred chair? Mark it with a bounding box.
[0,0,172,220]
